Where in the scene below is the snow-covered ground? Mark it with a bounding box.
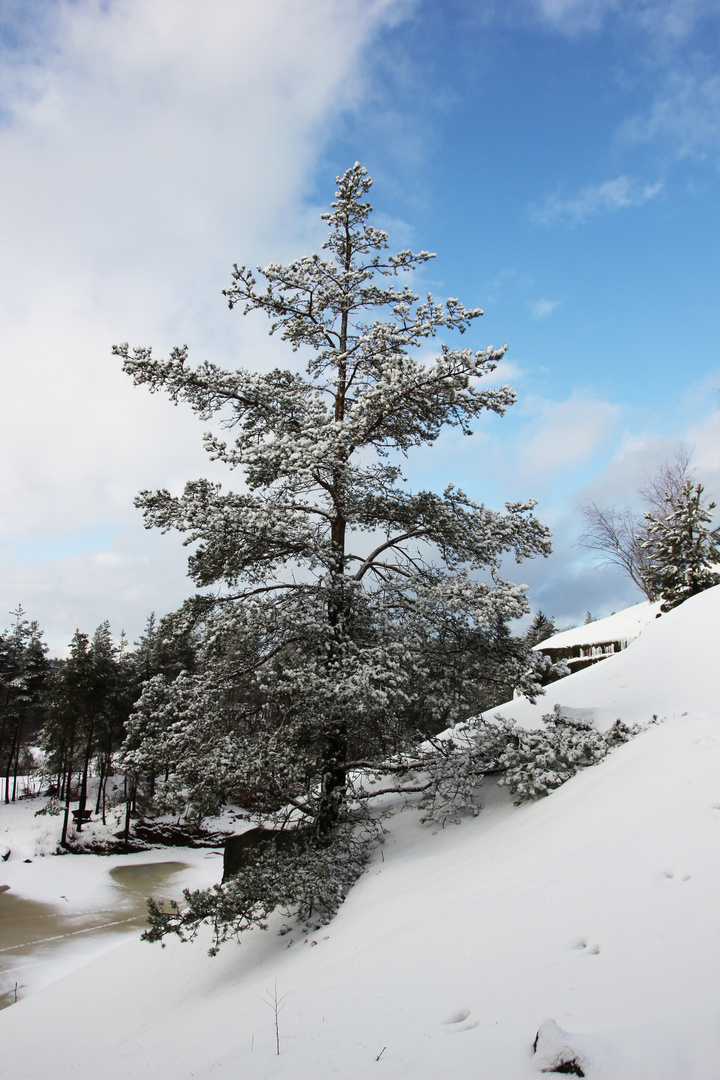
[0,806,217,1007]
[1,586,719,1078]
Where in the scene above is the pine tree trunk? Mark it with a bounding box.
[11,709,26,801]
[11,728,21,802]
[4,721,18,804]
[0,708,7,799]
[95,755,106,815]
[61,761,73,848]
[316,723,348,841]
[314,284,352,842]
[122,777,136,852]
[60,733,76,849]
[76,717,95,832]
[101,757,110,825]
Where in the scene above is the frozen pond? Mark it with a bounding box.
[0,861,190,1009]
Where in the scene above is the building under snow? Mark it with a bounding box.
[533,601,662,675]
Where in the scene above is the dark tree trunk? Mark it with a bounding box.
[11,727,22,802]
[316,724,348,841]
[316,534,349,840]
[76,717,95,833]
[61,762,73,848]
[123,777,136,852]
[60,732,76,849]
[315,283,350,840]
[4,720,18,804]
[100,757,110,825]
[0,708,7,797]
[314,266,353,842]
[95,754,108,816]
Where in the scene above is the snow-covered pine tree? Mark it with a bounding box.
[642,480,720,612]
[115,164,552,949]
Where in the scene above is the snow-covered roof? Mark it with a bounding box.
[533,599,662,651]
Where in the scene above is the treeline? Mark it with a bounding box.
[1,599,556,851]
[0,607,195,847]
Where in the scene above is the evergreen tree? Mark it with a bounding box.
[42,630,92,844]
[133,611,197,685]
[642,480,720,612]
[0,607,49,803]
[116,164,552,947]
[525,610,556,647]
[42,623,134,843]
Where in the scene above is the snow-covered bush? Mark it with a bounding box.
[415,705,639,823]
[497,705,638,801]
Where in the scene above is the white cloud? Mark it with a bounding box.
[0,0,412,648]
[93,553,128,567]
[621,70,720,164]
[683,409,720,502]
[528,298,562,318]
[402,376,719,626]
[520,393,623,473]
[532,0,618,34]
[529,0,717,37]
[531,175,664,225]
[533,399,720,624]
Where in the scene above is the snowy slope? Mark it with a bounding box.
[1,586,720,1079]
[495,587,713,733]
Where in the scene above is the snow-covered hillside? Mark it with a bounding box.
[2,586,720,1079]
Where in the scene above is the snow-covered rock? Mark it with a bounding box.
[533,1019,586,1074]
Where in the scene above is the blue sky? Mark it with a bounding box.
[1,0,718,652]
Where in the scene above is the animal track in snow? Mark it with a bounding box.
[443,1008,480,1032]
[574,938,600,955]
[445,1008,471,1024]
[663,870,691,882]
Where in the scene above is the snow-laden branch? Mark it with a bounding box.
[352,531,424,580]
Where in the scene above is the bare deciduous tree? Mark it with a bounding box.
[578,447,694,601]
